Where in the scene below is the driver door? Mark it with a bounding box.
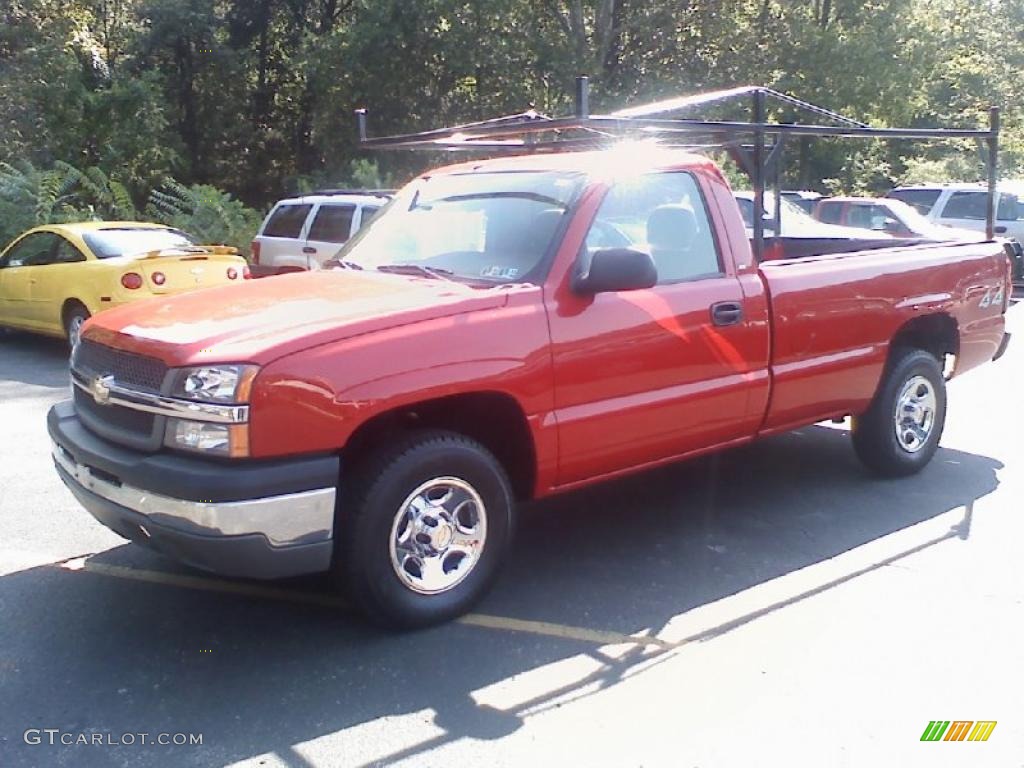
[547,171,770,486]
[0,232,59,329]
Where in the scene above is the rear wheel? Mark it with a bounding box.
[336,430,514,629]
[63,304,90,350]
[852,348,946,476]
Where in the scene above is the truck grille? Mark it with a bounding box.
[70,340,169,451]
[73,386,156,436]
[73,339,168,392]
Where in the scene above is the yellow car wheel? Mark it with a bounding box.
[64,304,90,350]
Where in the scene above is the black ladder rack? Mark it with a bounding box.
[356,76,1000,258]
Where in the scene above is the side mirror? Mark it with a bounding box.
[883,218,903,234]
[574,248,657,294]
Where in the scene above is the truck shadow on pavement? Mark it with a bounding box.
[0,426,1002,767]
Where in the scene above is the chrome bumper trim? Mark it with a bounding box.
[71,372,249,424]
[52,443,334,547]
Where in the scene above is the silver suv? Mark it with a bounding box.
[251,190,392,275]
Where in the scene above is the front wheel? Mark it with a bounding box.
[852,348,947,476]
[336,430,515,629]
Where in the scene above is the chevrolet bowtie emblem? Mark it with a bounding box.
[91,374,115,405]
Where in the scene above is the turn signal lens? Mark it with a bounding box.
[151,271,166,286]
[121,272,143,290]
[227,267,238,280]
[251,240,261,265]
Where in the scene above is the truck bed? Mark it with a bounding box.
[757,239,1009,434]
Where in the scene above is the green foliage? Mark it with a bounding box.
[0,160,262,256]
[146,180,263,257]
[2,0,1024,208]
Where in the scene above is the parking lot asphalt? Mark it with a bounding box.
[0,307,1022,768]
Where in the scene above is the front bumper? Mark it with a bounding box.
[48,400,339,579]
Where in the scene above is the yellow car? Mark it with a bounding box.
[0,222,250,347]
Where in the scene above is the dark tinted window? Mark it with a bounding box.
[1,232,58,267]
[817,202,844,224]
[263,204,312,238]
[308,205,355,243]
[941,191,988,220]
[54,237,87,263]
[888,189,941,214]
[360,206,380,225]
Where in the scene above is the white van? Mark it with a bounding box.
[251,190,392,275]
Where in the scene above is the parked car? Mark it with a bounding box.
[0,222,248,348]
[734,191,884,238]
[813,197,980,240]
[49,149,1012,628]
[779,190,822,213]
[251,190,392,276]
[887,183,1024,239]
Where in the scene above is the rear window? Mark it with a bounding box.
[262,204,312,238]
[82,228,196,258]
[888,189,941,214]
[308,205,355,243]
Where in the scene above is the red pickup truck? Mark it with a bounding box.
[49,147,1012,627]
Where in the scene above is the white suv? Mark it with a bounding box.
[887,183,1024,240]
[251,190,392,275]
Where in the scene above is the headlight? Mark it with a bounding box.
[165,419,250,458]
[170,365,258,403]
[164,364,258,457]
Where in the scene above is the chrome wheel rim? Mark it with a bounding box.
[894,375,937,453]
[389,477,487,595]
[68,316,85,349]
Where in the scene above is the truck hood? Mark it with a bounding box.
[82,270,508,366]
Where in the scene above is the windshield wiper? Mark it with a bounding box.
[376,264,456,281]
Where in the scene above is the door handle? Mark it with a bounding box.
[710,301,744,327]
[302,246,317,254]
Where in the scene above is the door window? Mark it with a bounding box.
[0,232,59,267]
[585,172,721,284]
[847,204,889,230]
[262,204,312,238]
[308,205,356,243]
[817,202,844,224]
[54,237,87,264]
[941,191,988,220]
[360,206,381,226]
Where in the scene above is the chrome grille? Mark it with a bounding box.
[73,386,155,437]
[73,339,168,392]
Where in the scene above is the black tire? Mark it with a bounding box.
[63,304,91,350]
[852,348,947,477]
[335,430,515,629]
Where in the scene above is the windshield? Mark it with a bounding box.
[336,171,585,283]
[83,228,198,258]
